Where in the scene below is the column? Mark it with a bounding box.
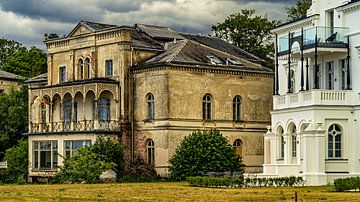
[59,100,63,131]
[287,32,292,93]
[94,100,99,129]
[306,58,310,91]
[296,133,301,165]
[283,133,290,164]
[347,36,351,90]
[300,28,305,91]
[314,34,319,89]
[71,99,75,130]
[82,99,86,130]
[49,101,54,132]
[275,34,279,95]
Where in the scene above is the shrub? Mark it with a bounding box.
[121,157,159,182]
[334,177,360,192]
[169,129,244,181]
[1,139,28,184]
[52,136,124,184]
[187,176,243,188]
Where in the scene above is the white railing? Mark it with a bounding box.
[0,161,7,169]
[274,89,354,110]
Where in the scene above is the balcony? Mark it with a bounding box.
[278,26,349,56]
[30,120,120,134]
[274,90,355,110]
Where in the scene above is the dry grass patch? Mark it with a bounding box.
[0,182,359,201]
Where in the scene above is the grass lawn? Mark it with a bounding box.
[0,182,359,201]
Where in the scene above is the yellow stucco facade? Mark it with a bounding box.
[26,21,273,180]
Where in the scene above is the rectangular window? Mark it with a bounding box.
[314,64,322,89]
[341,59,348,90]
[292,135,297,158]
[327,61,334,90]
[64,140,92,159]
[327,10,334,34]
[59,66,66,83]
[33,141,58,170]
[105,60,113,77]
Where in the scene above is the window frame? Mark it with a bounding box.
[33,140,58,170]
[105,59,113,77]
[147,93,155,120]
[64,140,92,159]
[328,124,342,159]
[59,66,66,83]
[147,139,155,166]
[202,94,212,121]
[233,96,241,122]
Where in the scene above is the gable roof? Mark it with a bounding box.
[0,70,23,81]
[24,73,47,84]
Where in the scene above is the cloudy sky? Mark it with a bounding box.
[0,0,296,49]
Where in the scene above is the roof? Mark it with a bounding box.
[273,14,319,30]
[131,29,164,50]
[134,39,271,73]
[135,24,185,41]
[181,33,262,62]
[81,21,117,32]
[0,70,23,81]
[336,0,360,9]
[24,73,47,83]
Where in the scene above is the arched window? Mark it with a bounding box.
[328,124,342,158]
[233,96,241,122]
[147,93,154,120]
[98,98,110,122]
[202,94,212,120]
[78,59,84,80]
[291,126,297,158]
[40,103,46,123]
[147,139,155,166]
[85,58,90,79]
[278,127,284,159]
[233,139,242,157]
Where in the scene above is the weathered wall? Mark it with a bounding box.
[0,79,20,94]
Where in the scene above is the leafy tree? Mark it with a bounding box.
[287,0,312,21]
[1,46,47,79]
[1,139,28,184]
[169,129,244,181]
[53,137,125,183]
[212,9,280,68]
[0,87,28,160]
[0,38,23,67]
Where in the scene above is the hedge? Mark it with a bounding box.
[187,176,305,188]
[334,177,360,192]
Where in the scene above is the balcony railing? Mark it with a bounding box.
[30,120,120,134]
[278,26,349,54]
[274,89,354,110]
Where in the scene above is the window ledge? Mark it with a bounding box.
[325,158,348,161]
[31,169,58,172]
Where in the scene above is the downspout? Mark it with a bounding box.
[131,47,135,162]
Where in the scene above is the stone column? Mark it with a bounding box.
[82,99,86,130]
[94,100,99,130]
[302,122,327,185]
[71,100,75,130]
[49,101,54,132]
[283,133,290,164]
[59,100,64,131]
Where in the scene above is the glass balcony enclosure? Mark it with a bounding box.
[278,26,349,54]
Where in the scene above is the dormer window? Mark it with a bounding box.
[226,58,242,66]
[207,55,223,65]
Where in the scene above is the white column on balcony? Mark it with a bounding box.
[296,132,301,165]
[49,101,54,132]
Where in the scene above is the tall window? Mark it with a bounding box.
[202,94,212,120]
[63,100,72,128]
[98,98,110,121]
[278,127,284,159]
[233,96,241,122]
[64,140,91,159]
[59,66,66,83]
[314,64,322,89]
[147,139,155,166]
[33,141,58,170]
[291,127,297,158]
[105,59,113,77]
[328,124,342,158]
[85,58,91,79]
[341,59,348,90]
[78,59,84,79]
[233,139,242,157]
[40,103,46,123]
[147,93,155,120]
[327,61,334,90]
[290,70,295,93]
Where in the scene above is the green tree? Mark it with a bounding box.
[0,38,23,67]
[0,87,28,159]
[2,139,28,184]
[212,9,280,68]
[169,129,244,181]
[287,0,312,21]
[1,46,47,79]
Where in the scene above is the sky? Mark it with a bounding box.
[0,0,297,49]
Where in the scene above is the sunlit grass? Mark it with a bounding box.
[0,182,359,201]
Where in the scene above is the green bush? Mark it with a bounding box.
[122,157,159,182]
[187,176,304,188]
[52,136,124,184]
[334,177,360,192]
[169,129,244,181]
[1,139,28,184]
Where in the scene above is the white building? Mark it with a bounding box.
[263,0,360,185]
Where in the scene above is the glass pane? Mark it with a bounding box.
[34,151,38,168]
